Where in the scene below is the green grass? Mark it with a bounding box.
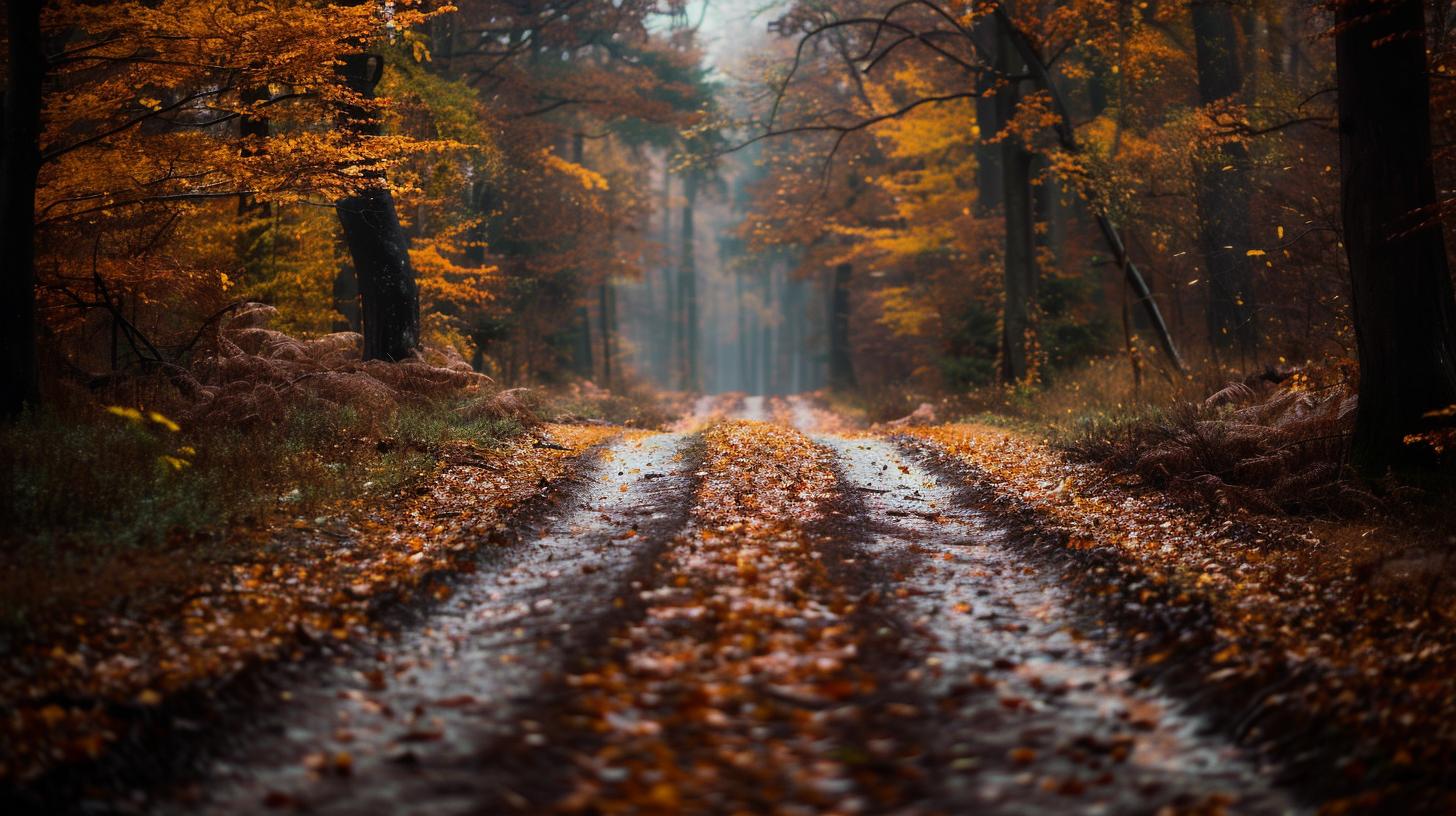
[0,399,526,639]
[0,400,524,557]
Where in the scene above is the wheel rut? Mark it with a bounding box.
[821,434,1294,814]
[161,432,700,815]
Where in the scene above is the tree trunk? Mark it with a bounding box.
[997,27,1037,385]
[572,304,593,377]
[974,95,1003,213]
[993,7,1187,375]
[828,262,856,390]
[1192,0,1258,359]
[679,175,699,391]
[1033,156,1063,264]
[660,168,676,386]
[465,178,493,265]
[237,84,272,282]
[334,52,420,361]
[570,132,592,379]
[1337,0,1456,474]
[332,263,360,332]
[736,267,749,391]
[1,0,44,418]
[599,280,615,389]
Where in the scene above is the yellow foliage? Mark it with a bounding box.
[542,149,610,191]
[875,286,939,337]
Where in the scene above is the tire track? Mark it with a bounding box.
[159,433,700,815]
[821,434,1295,815]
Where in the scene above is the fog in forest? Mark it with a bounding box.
[614,151,830,395]
[589,2,827,395]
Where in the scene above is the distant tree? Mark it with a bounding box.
[995,21,1038,384]
[1335,0,1456,473]
[828,263,857,390]
[1191,0,1257,360]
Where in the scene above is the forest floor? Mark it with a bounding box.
[4,393,1454,814]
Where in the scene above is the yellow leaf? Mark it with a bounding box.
[106,405,143,422]
[148,411,181,432]
[1245,249,1266,257]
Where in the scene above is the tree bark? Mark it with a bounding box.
[997,27,1037,385]
[1,0,44,417]
[334,52,420,361]
[1192,0,1258,359]
[828,262,856,390]
[1336,0,1456,474]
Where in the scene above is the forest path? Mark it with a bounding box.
[163,432,700,814]
[158,398,1293,815]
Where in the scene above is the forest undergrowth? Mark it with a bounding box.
[0,306,625,790]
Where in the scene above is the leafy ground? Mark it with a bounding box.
[901,422,1456,813]
[0,420,616,792]
[5,392,1456,815]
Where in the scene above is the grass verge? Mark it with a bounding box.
[0,396,617,799]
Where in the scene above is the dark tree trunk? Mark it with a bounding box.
[828,262,856,390]
[465,178,493,265]
[332,263,360,332]
[660,169,676,386]
[1192,0,1258,359]
[599,280,613,388]
[997,28,1037,384]
[570,132,592,379]
[1087,64,1110,118]
[1,0,44,417]
[237,84,272,282]
[974,95,1003,213]
[1337,0,1456,474]
[1033,156,1063,263]
[572,305,593,376]
[736,268,750,391]
[972,20,1004,215]
[679,176,699,391]
[334,52,420,361]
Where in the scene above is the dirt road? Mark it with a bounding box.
[143,396,1294,815]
